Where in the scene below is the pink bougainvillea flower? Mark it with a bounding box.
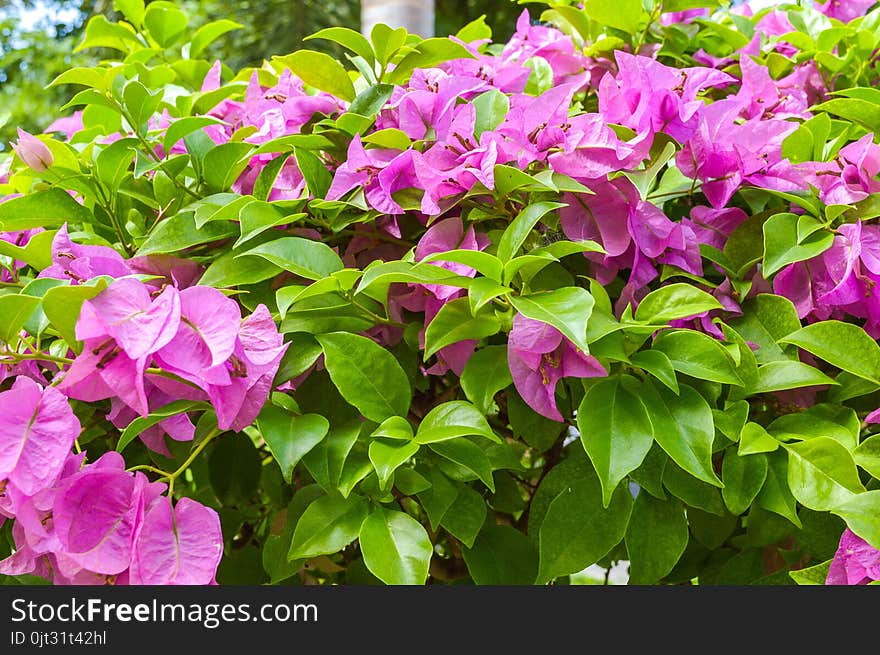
[12,128,53,172]
[40,224,132,283]
[0,377,80,497]
[818,134,880,206]
[152,303,287,431]
[508,314,606,421]
[129,496,223,585]
[826,528,880,585]
[548,113,643,180]
[326,134,413,214]
[58,279,181,415]
[681,206,749,251]
[500,10,589,86]
[816,0,876,23]
[599,52,734,144]
[52,452,162,577]
[45,111,84,140]
[107,388,196,456]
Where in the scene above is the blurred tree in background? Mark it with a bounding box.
[0,0,523,148]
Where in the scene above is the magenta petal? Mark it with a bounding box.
[53,468,141,575]
[508,350,564,422]
[177,286,242,367]
[0,377,80,496]
[130,496,223,585]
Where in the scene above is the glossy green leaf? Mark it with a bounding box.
[577,376,654,507]
[258,407,330,483]
[509,286,594,353]
[289,493,368,560]
[536,464,633,583]
[785,437,865,511]
[238,236,343,280]
[428,439,495,491]
[832,491,880,549]
[416,401,498,444]
[780,320,880,384]
[639,381,722,487]
[652,329,743,385]
[279,49,356,101]
[359,508,432,585]
[369,439,419,487]
[463,526,538,585]
[317,332,411,422]
[460,345,513,414]
[117,400,207,453]
[625,492,688,584]
[496,201,567,263]
[424,298,501,359]
[722,451,768,515]
[634,283,722,324]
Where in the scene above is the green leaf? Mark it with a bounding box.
[347,84,394,119]
[536,463,633,583]
[95,138,136,188]
[137,212,237,256]
[662,463,725,515]
[639,381,722,487]
[440,485,486,548]
[117,400,207,453]
[370,23,407,68]
[762,213,833,277]
[359,508,432,585]
[122,80,161,135]
[790,560,832,585]
[722,451,768,515]
[294,148,332,198]
[421,250,503,282]
[0,295,39,346]
[0,229,55,271]
[634,283,723,324]
[473,89,509,138]
[370,416,413,441]
[424,298,501,359]
[768,404,860,452]
[369,439,419,487]
[625,492,688,584]
[629,350,679,393]
[652,329,743,386]
[301,422,361,493]
[739,422,779,455]
[785,437,865,511]
[509,287,594,353]
[385,38,474,85]
[0,189,92,232]
[278,50,355,101]
[203,142,253,192]
[238,236,344,280]
[463,526,538,585]
[577,376,654,507]
[143,1,188,47]
[76,15,140,52]
[417,466,459,529]
[854,434,880,479]
[468,277,511,314]
[289,494,368,560]
[496,201,567,263]
[750,361,838,394]
[317,332,411,422]
[460,345,513,414]
[42,280,108,351]
[582,0,642,33]
[832,491,880,549]
[113,0,145,26]
[258,407,329,483]
[428,439,495,491]
[812,97,880,134]
[306,27,375,65]
[780,320,880,384]
[728,294,801,364]
[190,19,242,58]
[415,401,499,444]
[756,450,801,527]
[163,117,224,152]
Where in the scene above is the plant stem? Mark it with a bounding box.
[167,427,222,496]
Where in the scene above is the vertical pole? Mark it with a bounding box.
[361,0,435,38]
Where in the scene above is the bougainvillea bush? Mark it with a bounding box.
[2,0,880,586]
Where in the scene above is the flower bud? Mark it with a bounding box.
[12,129,53,172]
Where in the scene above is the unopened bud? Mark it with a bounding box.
[12,129,53,172]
